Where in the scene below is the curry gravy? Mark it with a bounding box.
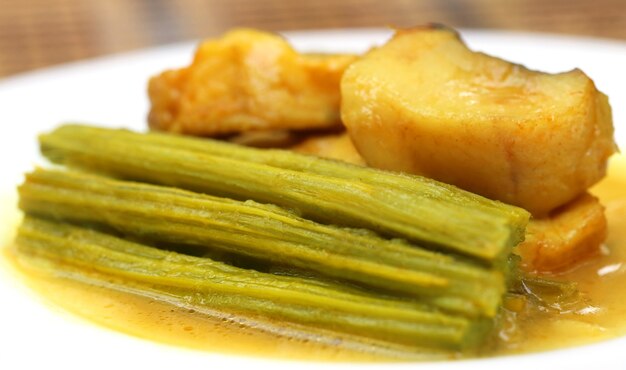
[4,155,626,361]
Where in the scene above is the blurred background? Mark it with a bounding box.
[1,0,625,78]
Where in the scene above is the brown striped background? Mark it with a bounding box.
[0,0,625,78]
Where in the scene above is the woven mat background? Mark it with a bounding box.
[1,0,625,78]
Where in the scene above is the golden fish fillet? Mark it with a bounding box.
[148,29,356,136]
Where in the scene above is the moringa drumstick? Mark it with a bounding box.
[39,124,530,264]
[19,168,507,318]
[16,216,492,351]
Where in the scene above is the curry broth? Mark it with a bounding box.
[5,155,626,361]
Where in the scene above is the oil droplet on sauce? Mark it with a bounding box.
[4,155,626,361]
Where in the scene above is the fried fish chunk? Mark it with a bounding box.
[341,25,616,216]
[148,28,356,136]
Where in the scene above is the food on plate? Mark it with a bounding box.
[8,26,625,361]
[340,25,616,216]
[516,193,607,272]
[40,124,530,263]
[19,167,510,318]
[148,28,356,136]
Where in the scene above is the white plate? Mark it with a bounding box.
[0,29,625,370]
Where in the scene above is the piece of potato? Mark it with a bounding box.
[516,193,607,272]
[227,130,300,148]
[290,131,365,165]
[149,28,356,136]
[341,26,616,216]
[224,129,366,165]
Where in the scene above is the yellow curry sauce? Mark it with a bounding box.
[3,155,626,361]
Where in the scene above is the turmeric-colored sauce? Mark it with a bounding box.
[3,155,626,361]
[494,154,626,355]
